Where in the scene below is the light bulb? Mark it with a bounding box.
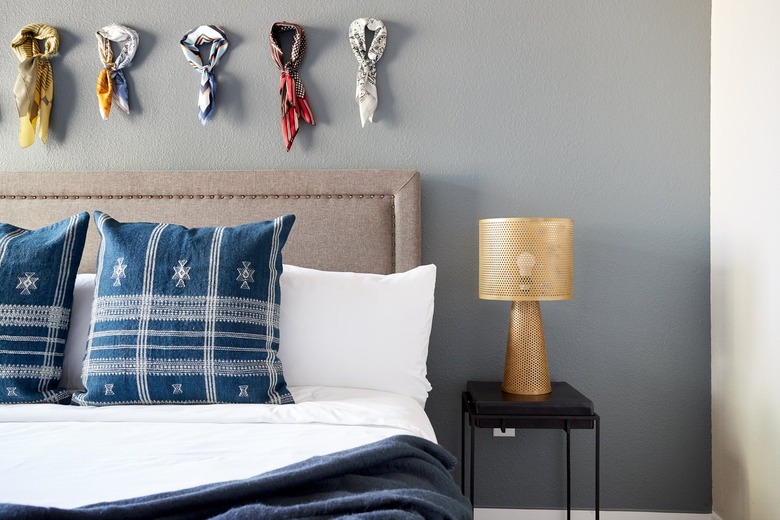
[515,252,535,275]
[515,251,535,291]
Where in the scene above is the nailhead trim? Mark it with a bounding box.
[2,194,398,270]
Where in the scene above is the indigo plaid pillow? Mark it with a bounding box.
[72,212,295,406]
[0,213,90,404]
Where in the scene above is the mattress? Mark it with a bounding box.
[0,386,436,509]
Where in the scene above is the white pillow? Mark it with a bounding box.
[278,264,436,406]
[60,273,95,391]
[60,266,438,404]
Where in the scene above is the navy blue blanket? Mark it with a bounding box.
[0,435,472,519]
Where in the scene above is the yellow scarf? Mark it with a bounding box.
[11,23,59,148]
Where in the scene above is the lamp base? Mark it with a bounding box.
[502,300,552,395]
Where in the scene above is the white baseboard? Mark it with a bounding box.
[475,509,717,520]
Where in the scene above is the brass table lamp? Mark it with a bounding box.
[479,218,573,395]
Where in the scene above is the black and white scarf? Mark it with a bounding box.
[349,18,387,127]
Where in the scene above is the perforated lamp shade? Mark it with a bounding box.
[479,218,573,395]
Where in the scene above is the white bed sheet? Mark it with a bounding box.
[0,386,436,509]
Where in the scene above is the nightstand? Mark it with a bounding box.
[461,381,600,519]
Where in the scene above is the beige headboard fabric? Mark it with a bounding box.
[0,170,421,274]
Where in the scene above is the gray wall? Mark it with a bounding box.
[0,1,711,513]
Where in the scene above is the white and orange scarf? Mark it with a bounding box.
[96,24,138,120]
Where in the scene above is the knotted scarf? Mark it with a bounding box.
[10,23,58,148]
[96,24,139,120]
[180,25,228,125]
[270,22,314,151]
[349,18,386,127]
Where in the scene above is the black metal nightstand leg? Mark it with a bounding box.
[565,420,571,520]
[595,415,600,520]
[469,418,476,506]
[460,408,465,495]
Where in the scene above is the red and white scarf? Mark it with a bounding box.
[270,22,314,151]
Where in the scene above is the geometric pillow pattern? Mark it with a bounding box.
[0,213,90,404]
[72,212,295,406]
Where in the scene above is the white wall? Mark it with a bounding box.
[711,1,780,519]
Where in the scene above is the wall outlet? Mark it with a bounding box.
[493,428,516,437]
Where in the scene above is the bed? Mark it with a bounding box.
[0,170,471,519]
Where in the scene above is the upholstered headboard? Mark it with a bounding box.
[0,170,421,274]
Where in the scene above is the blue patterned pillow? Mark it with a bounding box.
[72,212,295,406]
[0,213,90,404]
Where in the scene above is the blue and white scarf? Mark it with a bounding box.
[180,25,229,125]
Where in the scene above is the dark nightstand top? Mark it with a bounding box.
[466,381,594,417]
